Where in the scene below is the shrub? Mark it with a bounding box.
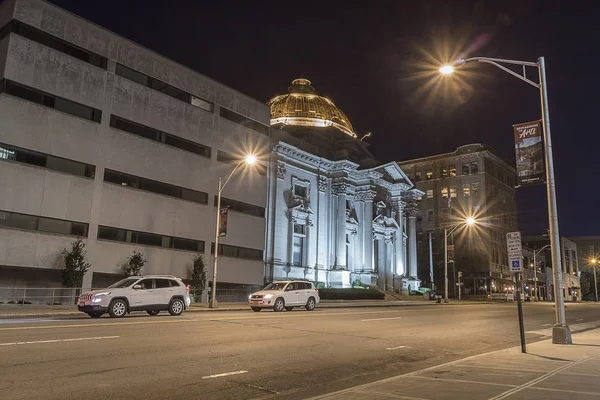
[318,288,385,300]
[61,239,91,287]
[121,250,146,276]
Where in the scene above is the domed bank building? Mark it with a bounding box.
[265,78,423,292]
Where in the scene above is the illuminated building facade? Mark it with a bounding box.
[265,79,423,291]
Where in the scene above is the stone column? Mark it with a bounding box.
[361,191,376,271]
[407,209,418,278]
[332,180,347,269]
[393,199,405,276]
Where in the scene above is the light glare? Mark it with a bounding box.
[440,65,455,75]
[245,154,257,165]
[465,217,476,226]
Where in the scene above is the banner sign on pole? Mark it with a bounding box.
[513,120,545,187]
[507,231,523,273]
[447,244,455,263]
[218,207,229,237]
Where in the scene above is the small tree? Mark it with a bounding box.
[121,250,146,276]
[189,253,208,294]
[61,239,91,288]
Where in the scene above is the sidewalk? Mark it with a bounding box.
[306,328,600,400]
[0,299,444,318]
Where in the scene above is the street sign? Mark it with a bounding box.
[507,231,523,273]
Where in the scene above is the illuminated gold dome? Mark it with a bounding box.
[267,78,356,138]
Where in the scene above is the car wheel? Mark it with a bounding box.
[147,310,160,316]
[168,298,185,316]
[305,297,316,311]
[251,307,262,312]
[87,312,103,318]
[285,307,294,311]
[273,298,285,312]
[108,299,127,318]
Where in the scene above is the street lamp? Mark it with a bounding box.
[209,154,257,308]
[444,217,476,303]
[591,258,598,302]
[440,56,571,344]
[533,244,550,301]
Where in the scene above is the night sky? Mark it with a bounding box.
[47,0,599,236]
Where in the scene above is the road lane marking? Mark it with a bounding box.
[361,317,403,322]
[201,370,248,379]
[0,319,193,331]
[540,324,552,327]
[209,310,407,321]
[576,319,584,322]
[0,336,119,346]
[386,345,411,350]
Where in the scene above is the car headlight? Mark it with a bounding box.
[93,292,111,297]
[263,294,274,299]
[249,295,253,300]
[92,298,103,303]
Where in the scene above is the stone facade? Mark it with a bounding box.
[264,141,423,290]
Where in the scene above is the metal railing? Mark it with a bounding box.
[0,287,87,305]
[0,287,258,305]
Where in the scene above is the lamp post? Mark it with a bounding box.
[591,258,598,302]
[440,56,571,344]
[444,217,476,303]
[209,154,257,309]
[533,244,550,301]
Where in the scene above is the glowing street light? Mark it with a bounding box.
[439,65,455,75]
[444,217,476,303]
[209,154,258,308]
[439,55,571,344]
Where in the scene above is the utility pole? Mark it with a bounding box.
[429,232,434,290]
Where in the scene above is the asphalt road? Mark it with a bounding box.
[2,302,600,400]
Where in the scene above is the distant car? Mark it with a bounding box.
[77,275,191,318]
[248,280,320,312]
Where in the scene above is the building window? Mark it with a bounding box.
[450,186,457,198]
[115,63,214,113]
[0,80,102,122]
[3,20,108,69]
[471,161,479,174]
[292,223,305,267]
[210,242,263,261]
[462,163,470,175]
[427,210,434,221]
[0,143,95,178]
[293,183,308,199]
[213,196,265,217]
[472,182,480,196]
[463,184,471,197]
[0,210,88,236]
[219,107,269,136]
[104,169,208,204]
[426,189,433,200]
[110,115,211,158]
[440,166,448,178]
[449,165,456,177]
[415,171,422,181]
[426,169,433,180]
[98,225,205,252]
[441,187,448,198]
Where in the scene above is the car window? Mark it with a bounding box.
[264,282,287,291]
[286,283,295,291]
[169,279,182,287]
[155,279,170,288]
[109,278,138,288]
[137,279,154,290]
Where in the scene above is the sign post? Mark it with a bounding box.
[507,231,526,353]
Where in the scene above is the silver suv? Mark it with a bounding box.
[77,275,191,318]
[248,280,320,312]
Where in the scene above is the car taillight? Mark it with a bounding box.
[186,285,190,291]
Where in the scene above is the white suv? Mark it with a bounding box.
[77,275,191,318]
[248,280,320,312]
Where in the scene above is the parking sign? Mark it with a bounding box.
[507,232,523,273]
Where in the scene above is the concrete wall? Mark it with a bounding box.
[0,0,269,288]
